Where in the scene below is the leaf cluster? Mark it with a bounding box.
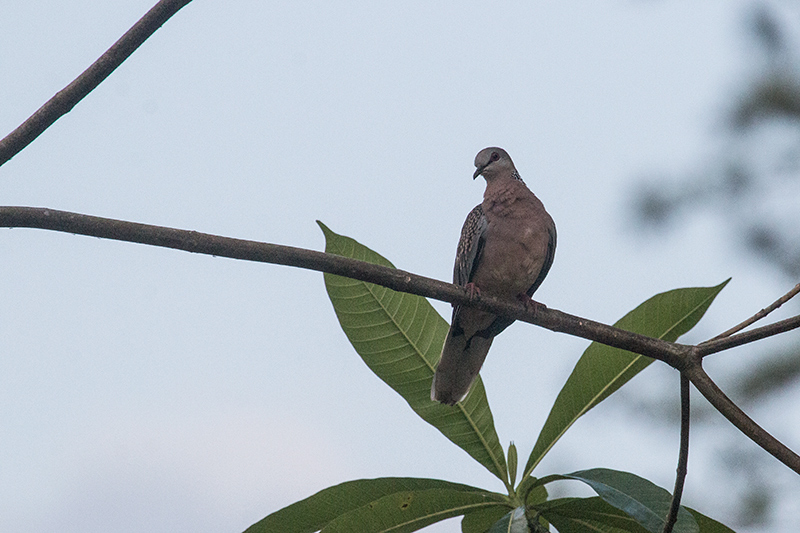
[246,223,733,533]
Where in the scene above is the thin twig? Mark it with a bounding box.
[0,0,193,167]
[707,282,800,341]
[697,313,800,357]
[1,205,799,475]
[662,374,690,533]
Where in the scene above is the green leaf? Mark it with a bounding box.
[688,509,736,533]
[537,497,651,532]
[524,281,729,476]
[560,468,698,533]
[318,221,508,482]
[461,506,514,533]
[320,488,507,533]
[245,477,487,533]
[535,483,735,533]
[487,507,529,533]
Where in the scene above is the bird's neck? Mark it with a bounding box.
[483,175,527,196]
[482,177,533,218]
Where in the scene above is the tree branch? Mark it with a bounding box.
[0,0,192,167]
[0,206,688,367]
[1,205,798,475]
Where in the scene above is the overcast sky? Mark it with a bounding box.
[2,1,799,532]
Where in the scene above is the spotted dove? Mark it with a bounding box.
[431,147,556,405]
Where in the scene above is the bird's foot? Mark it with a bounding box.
[517,293,546,314]
[464,282,481,301]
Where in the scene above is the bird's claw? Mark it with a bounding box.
[465,282,481,301]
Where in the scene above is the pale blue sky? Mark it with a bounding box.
[1,1,799,532]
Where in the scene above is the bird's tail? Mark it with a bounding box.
[431,329,493,405]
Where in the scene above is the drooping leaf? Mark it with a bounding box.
[318,221,507,482]
[487,507,529,533]
[524,281,729,476]
[537,497,650,533]
[537,496,736,533]
[461,505,513,533]
[320,488,507,533]
[558,468,698,533]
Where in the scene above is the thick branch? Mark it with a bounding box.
[1,205,798,474]
[0,206,687,367]
[0,0,192,167]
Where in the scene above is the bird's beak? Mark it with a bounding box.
[473,165,485,180]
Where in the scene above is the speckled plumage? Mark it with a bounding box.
[432,147,556,405]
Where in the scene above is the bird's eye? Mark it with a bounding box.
[490,152,499,161]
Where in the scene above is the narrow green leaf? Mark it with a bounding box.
[487,507,528,533]
[461,505,513,533]
[561,468,698,533]
[318,221,508,482]
[524,281,729,476]
[321,488,507,533]
[245,477,486,533]
[507,443,518,488]
[537,497,651,533]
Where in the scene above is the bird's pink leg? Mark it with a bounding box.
[465,282,481,301]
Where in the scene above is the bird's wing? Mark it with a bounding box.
[449,204,487,326]
[453,204,487,288]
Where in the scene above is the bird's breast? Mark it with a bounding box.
[471,219,548,297]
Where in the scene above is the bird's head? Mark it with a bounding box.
[473,147,515,181]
